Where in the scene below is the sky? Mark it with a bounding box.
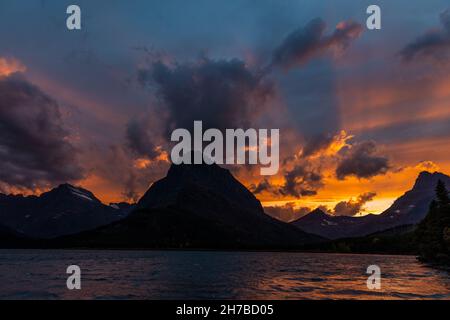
[1,0,450,221]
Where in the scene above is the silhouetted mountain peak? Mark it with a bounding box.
[0,183,129,238]
[166,162,233,184]
[138,163,263,215]
[290,170,450,240]
[308,208,329,218]
[42,183,101,203]
[67,162,323,249]
[292,208,330,223]
[413,171,450,191]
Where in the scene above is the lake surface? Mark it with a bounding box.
[0,250,449,300]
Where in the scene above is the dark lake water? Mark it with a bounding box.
[0,250,449,300]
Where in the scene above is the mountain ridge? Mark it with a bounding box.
[290,171,450,239]
[0,183,131,238]
[56,163,323,249]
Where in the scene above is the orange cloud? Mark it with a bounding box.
[0,57,26,77]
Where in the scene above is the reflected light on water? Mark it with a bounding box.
[0,250,449,300]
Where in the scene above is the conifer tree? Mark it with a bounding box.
[415,180,450,265]
[436,180,450,205]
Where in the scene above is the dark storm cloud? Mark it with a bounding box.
[250,164,324,199]
[250,178,275,195]
[400,9,450,63]
[336,141,389,180]
[0,74,83,190]
[272,18,363,70]
[332,192,376,216]
[301,133,335,157]
[138,58,274,133]
[126,118,163,160]
[279,165,324,198]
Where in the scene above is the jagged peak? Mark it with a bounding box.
[291,208,329,224]
[41,183,101,203]
[308,208,329,217]
[413,171,450,190]
[56,183,78,190]
[137,162,263,214]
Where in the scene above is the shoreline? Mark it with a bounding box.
[0,246,419,257]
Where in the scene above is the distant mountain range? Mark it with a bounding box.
[0,184,132,238]
[291,171,450,239]
[0,167,447,248]
[58,163,323,249]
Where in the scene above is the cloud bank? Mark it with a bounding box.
[336,141,389,180]
[0,71,83,191]
[139,58,274,133]
[332,192,377,216]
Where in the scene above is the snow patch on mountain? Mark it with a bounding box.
[68,186,94,202]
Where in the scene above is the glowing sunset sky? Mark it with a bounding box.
[1,0,450,221]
